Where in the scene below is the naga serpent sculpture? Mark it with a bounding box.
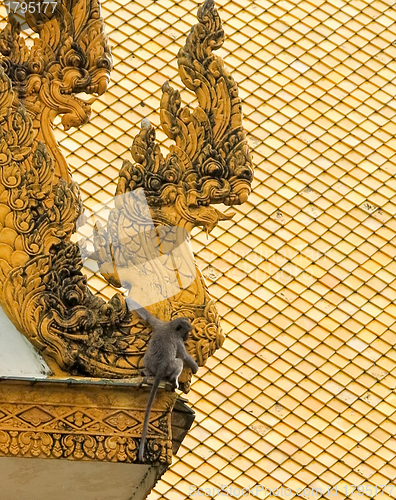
[0,0,253,390]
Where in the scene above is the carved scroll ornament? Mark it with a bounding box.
[0,0,253,388]
[0,380,176,464]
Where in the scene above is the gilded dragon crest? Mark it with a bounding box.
[0,0,253,388]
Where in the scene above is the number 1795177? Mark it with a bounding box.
[5,1,58,14]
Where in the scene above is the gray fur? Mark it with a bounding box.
[125,298,199,462]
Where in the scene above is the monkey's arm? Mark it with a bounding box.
[177,344,199,374]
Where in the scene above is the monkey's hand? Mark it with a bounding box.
[177,343,199,374]
[183,354,199,374]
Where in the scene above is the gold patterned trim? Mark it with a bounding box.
[0,379,177,464]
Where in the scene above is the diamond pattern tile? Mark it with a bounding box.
[2,0,396,496]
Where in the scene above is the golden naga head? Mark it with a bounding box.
[116,0,254,232]
[0,1,112,129]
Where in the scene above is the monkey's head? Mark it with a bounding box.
[173,317,193,341]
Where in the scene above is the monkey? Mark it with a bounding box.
[125,297,199,462]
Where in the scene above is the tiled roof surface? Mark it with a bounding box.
[5,0,396,497]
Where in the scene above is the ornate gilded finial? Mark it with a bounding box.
[118,0,253,233]
[0,0,253,388]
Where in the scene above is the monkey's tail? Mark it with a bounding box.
[139,372,162,462]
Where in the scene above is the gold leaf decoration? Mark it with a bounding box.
[0,0,252,388]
